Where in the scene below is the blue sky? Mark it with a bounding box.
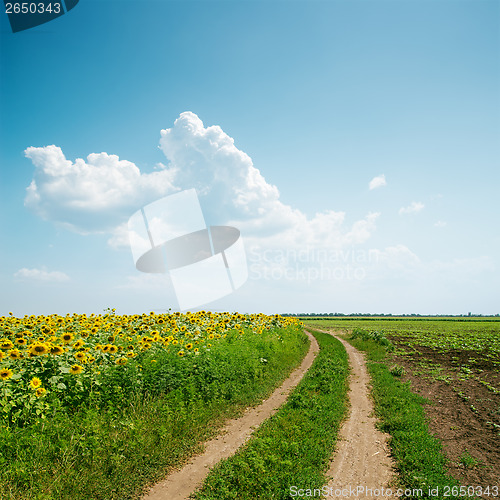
[1,0,499,316]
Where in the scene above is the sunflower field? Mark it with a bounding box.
[0,310,307,499]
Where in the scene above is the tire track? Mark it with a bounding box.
[322,330,397,499]
[143,329,319,500]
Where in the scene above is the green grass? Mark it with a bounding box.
[306,321,466,500]
[0,325,309,500]
[191,329,349,500]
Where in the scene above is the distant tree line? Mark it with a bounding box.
[280,312,500,318]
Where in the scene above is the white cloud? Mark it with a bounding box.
[25,112,379,252]
[14,267,70,282]
[399,201,424,215]
[24,146,178,233]
[434,220,447,228]
[159,112,378,247]
[369,174,387,190]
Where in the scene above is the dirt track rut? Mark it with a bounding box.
[143,330,319,500]
[323,330,396,499]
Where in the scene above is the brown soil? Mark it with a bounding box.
[142,330,319,500]
[387,339,500,490]
[322,331,398,500]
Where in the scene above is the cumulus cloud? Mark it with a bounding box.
[399,201,424,215]
[369,174,386,190]
[24,146,178,233]
[14,267,70,282]
[25,112,378,250]
[159,112,378,246]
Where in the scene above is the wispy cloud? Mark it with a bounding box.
[14,267,70,282]
[399,201,424,215]
[369,174,386,190]
[434,220,447,228]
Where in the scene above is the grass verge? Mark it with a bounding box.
[0,326,309,500]
[191,329,349,500]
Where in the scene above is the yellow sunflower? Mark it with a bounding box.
[8,349,22,360]
[177,350,185,357]
[61,332,74,344]
[69,364,83,375]
[28,343,50,356]
[50,345,65,355]
[0,368,14,381]
[36,387,47,397]
[29,377,42,389]
[74,352,87,362]
[0,339,14,350]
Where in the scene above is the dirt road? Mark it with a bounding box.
[323,331,396,499]
[143,330,319,500]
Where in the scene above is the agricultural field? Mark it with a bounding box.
[0,310,308,499]
[305,318,500,494]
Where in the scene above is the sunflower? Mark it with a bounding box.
[73,339,85,349]
[115,357,128,365]
[74,352,87,362]
[69,364,83,375]
[61,332,74,344]
[28,343,50,356]
[15,338,27,346]
[0,339,14,350]
[0,351,4,362]
[8,349,22,360]
[177,350,185,357]
[50,345,65,355]
[107,344,118,354]
[0,368,13,381]
[185,343,193,350]
[36,387,47,397]
[29,377,42,389]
